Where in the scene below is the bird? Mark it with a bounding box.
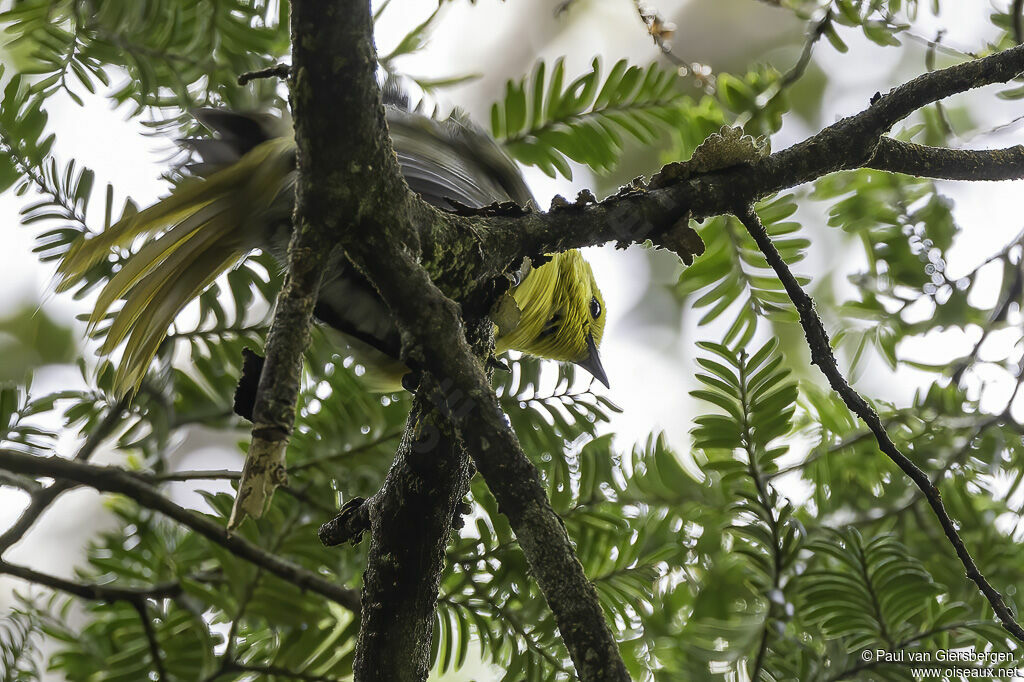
[54,95,609,396]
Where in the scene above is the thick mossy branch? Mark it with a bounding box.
[472,44,1024,266]
[232,0,428,530]
[349,376,476,681]
[348,235,632,682]
[288,2,519,681]
[0,450,362,614]
[866,138,1024,180]
[288,2,632,678]
[734,206,1024,644]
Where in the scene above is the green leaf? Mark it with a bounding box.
[494,57,691,176]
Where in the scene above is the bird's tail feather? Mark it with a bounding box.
[114,244,243,392]
[56,136,295,394]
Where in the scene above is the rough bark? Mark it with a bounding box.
[288,3,510,681]
[466,44,1024,270]
[286,1,632,678]
[348,376,475,681]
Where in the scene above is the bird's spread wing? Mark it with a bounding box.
[57,95,537,394]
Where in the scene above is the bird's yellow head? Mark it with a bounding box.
[501,250,609,387]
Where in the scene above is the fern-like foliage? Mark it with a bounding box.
[792,528,1019,681]
[4,3,1024,681]
[0,599,44,682]
[717,65,789,137]
[803,529,941,652]
[810,116,998,380]
[376,0,477,94]
[492,58,691,178]
[689,339,804,680]
[0,67,54,193]
[676,194,809,347]
[0,382,71,459]
[1,0,286,126]
[436,387,704,680]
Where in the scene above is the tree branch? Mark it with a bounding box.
[852,415,1005,526]
[286,1,631,678]
[133,469,333,513]
[339,203,632,681]
[0,451,361,614]
[0,471,42,492]
[288,429,402,473]
[345,389,475,681]
[284,13,1024,682]
[237,62,290,85]
[472,44,1024,265]
[737,7,833,128]
[216,12,1024,679]
[227,0,435,532]
[780,9,832,88]
[0,399,127,554]
[0,558,182,603]
[284,3,489,681]
[734,205,1024,643]
[132,600,166,681]
[867,138,1024,180]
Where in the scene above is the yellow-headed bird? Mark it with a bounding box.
[55,97,608,395]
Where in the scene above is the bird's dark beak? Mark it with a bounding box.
[577,332,610,388]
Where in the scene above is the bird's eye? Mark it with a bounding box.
[589,296,601,319]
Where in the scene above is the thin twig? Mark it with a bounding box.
[941,226,1024,384]
[966,112,1024,141]
[735,205,1024,643]
[853,416,1005,526]
[769,425,883,479]
[1014,0,1023,46]
[858,363,1024,527]
[237,63,291,86]
[142,469,239,482]
[477,44,1024,271]
[165,323,268,342]
[633,0,715,88]
[207,506,303,682]
[736,350,784,681]
[288,429,403,473]
[952,264,1022,384]
[0,451,362,614]
[827,620,995,681]
[0,559,181,602]
[123,469,333,514]
[781,9,832,88]
[773,411,1018,481]
[0,399,128,554]
[132,600,166,681]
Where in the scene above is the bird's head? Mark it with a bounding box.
[507,251,608,387]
